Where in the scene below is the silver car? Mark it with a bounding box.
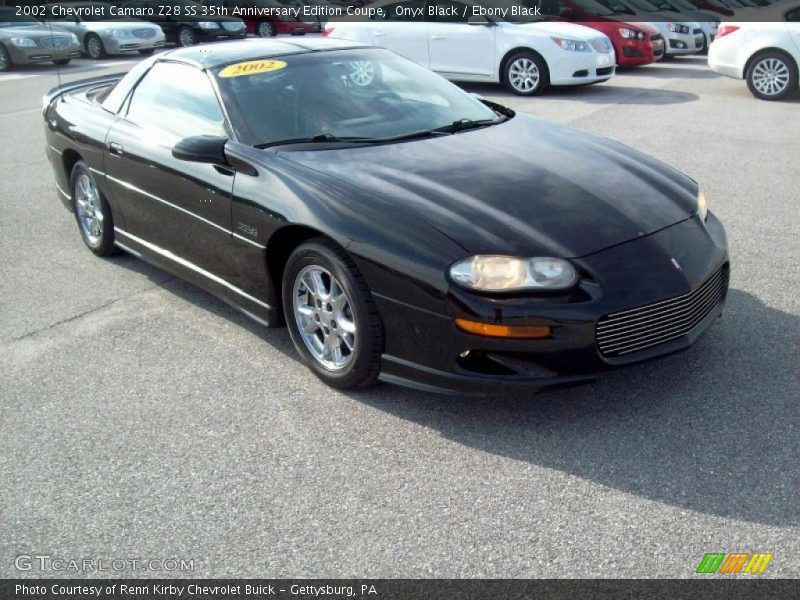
[41,2,165,59]
[0,8,82,71]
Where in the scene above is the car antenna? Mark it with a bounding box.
[47,13,64,101]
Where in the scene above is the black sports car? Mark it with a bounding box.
[43,39,729,395]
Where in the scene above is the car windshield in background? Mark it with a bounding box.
[0,9,39,26]
[626,0,661,11]
[214,49,504,148]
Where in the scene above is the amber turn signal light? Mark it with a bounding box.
[454,318,551,339]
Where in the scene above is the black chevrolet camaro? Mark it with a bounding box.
[44,38,729,395]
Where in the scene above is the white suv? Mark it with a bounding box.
[325,0,616,95]
[708,0,800,100]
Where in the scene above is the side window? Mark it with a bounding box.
[126,62,227,141]
[431,0,470,22]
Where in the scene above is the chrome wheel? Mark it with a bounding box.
[508,57,540,93]
[257,21,274,37]
[178,27,195,47]
[0,47,8,72]
[751,57,790,96]
[349,60,375,87]
[86,36,103,59]
[75,172,103,247]
[292,265,356,371]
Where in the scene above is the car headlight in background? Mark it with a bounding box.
[551,37,592,52]
[450,256,578,292]
[667,23,690,34]
[198,21,219,29]
[619,28,645,40]
[10,37,37,47]
[104,28,130,39]
[697,190,708,221]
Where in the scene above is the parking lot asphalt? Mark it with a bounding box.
[1,51,798,578]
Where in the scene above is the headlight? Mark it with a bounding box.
[551,37,592,52]
[198,21,219,29]
[667,23,690,34]
[10,37,37,48]
[696,190,708,221]
[104,28,130,39]
[619,28,645,40]
[450,256,578,292]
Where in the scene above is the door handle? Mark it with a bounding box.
[430,34,444,40]
[108,142,124,157]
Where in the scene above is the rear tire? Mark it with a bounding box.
[503,51,549,96]
[746,51,797,101]
[282,237,383,390]
[70,161,119,256]
[0,44,13,72]
[85,34,106,59]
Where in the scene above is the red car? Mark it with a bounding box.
[199,0,321,37]
[540,0,662,66]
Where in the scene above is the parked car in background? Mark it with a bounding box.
[652,0,721,51]
[40,3,165,59]
[0,7,81,71]
[708,0,800,99]
[113,0,246,46]
[197,0,320,37]
[539,0,662,65]
[326,0,617,95]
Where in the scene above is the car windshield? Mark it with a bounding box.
[0,9,40,26]
[214,48,505,148]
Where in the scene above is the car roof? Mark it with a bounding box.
[158,38,370,69]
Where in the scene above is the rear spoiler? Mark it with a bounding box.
[43,72,127,113]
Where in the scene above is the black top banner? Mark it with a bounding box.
[2,0,798,23]
[2,579,800,600]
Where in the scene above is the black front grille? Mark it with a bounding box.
[596,267,726,358]
[693,28,703,35]
[596,66,614,77]
[650,33,663,41]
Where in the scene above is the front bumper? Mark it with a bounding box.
[8,43,82,64]
[102,35,166,54]
[615,39,655,66]
[276,20,321,34]
[375,213,729,396]
[549,51,616,85]
[665,31,705,55]
[199,27,247,42]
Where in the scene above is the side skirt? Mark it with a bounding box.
[114,227,277,327]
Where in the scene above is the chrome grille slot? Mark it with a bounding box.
[40,37,71,50]
[596,267,726,357]
[133,28,156,39]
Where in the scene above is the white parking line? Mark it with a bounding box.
[0,73,36,83]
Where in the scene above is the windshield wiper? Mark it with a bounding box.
[431,116,508,134]
[256,133,377,148]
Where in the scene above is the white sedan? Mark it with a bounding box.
[708,0,800,100]
[324,0,616,95]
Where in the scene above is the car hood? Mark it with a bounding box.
[0,25,72,39]
[83,20,157,31]
[280,115,697,258]
[512,21,610,41]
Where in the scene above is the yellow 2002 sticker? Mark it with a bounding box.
[219,60,287,78]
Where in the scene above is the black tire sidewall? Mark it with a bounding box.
[282,240,382,389]
[746,52,798,101]
[504,52,549,96]
[0,44,11,72]
[70,161,117,256]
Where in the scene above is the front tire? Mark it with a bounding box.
[256,20,275,37]
[746,51,797,101]
[282,237,383,389]
[503,51,549,96]
[177,26,197,47]
[85,34,106,59]
[70,161,119,256]
[0,44,11,72]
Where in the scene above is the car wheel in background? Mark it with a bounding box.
[178,26,197,47]
[138,49,154,56]
[85,34,107,59]
[504,52,549,96]
[70,161,119,256]
[53,59,71,66]
[0,45,13,72]
[282,237,384,390]
[349,60,379,86]
[746,51,798,101]
[257,20,275,37]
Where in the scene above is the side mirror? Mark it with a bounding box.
[467,15,493,25]
[172,135,229,165]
